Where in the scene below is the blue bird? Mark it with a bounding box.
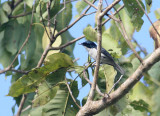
[80,41,125,75]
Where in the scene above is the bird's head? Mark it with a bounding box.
[80,41,97,48]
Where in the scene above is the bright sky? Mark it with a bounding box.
[0,0,160,115]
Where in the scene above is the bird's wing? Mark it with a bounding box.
[101,48,114,61]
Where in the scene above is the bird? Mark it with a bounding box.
[80,40,125,75]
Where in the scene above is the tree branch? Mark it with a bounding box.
[83,0,98,10]
[77,47,160,116]
[16,94,27,116]
[87,0,103,101]
[100,0,121,17]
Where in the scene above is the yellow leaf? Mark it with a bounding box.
[42,27,62,60]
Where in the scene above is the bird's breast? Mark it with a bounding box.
[87,48,97,60]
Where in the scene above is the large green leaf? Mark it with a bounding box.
[30,82,79,116]
[83,25,97,41]
[130,99,150,112]
[7,53,73,97]
[37,0,61,20]
[123,0,145,31]
[33,68,67,107]
[56,0,72,30]
[2,2,11,15]
[128,82,152,109]
[4,20,23,55]
[102,32,122,58]
[12,2,32,16]
[100,64,117,93]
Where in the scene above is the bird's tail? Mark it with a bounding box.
[114,63,125,75]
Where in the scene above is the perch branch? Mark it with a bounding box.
[88,0,102,101]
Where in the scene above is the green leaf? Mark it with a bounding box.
[128,82,152,106]
[145,0,152,13]
[131,58,140,72]
[102,32,122,58]
[152,87,160,116]
[24,0,35,8]
[75,0,93,17]
[30,88,68,116]
[3,20,28,55]
[0,7,9,25]
[7,53,73,97]
[99,65,116,93]
[33,82,59,107]
[33,68,67,107]
[123,0,145,31]
[116,105,144,116]
[12,2,32,16]
[56,0,72,30]
[2,2,11,15]
[148,61,160,81]
[83,25,97,41]
[30,83,79,116]
[39,0,61,20]
[154,8,160,20]
[130,99,150,112]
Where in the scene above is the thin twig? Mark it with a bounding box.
[83,71,104,97]
[51,0,66,42]
[22,105,31,112]
[132,38,148,56]
[47,1,53,41]
[100,0,121,17]
[65,78,81,109]
[10,68,29,74]
[108,75,123,95]
[16,94,27,116]
[84,0,98,10]
[9,12,33,18]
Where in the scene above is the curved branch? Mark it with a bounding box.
[77,47,160,116]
